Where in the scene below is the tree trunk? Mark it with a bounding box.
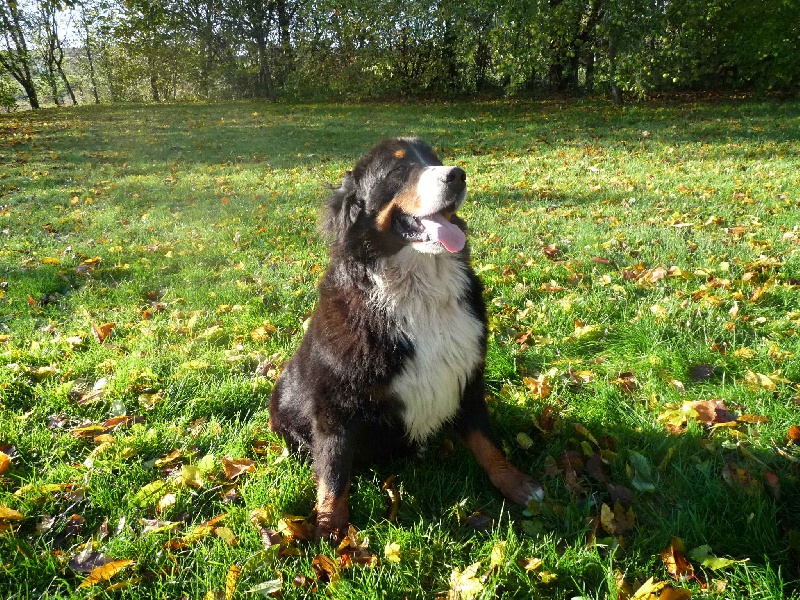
[0,0,40,108]
[85,33,100,103]
[20,78,40,109]
[608,39,622,105]
[54,39,77,105]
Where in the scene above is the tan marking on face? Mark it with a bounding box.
[394,148,406,159]
[375,186,424,232]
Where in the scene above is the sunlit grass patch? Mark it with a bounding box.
[1,99,799,598]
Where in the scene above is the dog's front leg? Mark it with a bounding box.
[312,429,353,541]
[455,376,545,505]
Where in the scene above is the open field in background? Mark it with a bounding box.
[1,99,799,599]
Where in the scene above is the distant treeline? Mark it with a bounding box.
[1,0,798,109]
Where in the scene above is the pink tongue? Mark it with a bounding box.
[419,213,466,253]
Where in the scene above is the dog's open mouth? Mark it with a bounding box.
[394,204,466,253]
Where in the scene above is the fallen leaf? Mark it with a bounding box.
[384,541,401,563]
[448,562,484,600]
[0,451,10,474]
[523,375,552,399]
[489,541,506,569]
[600,502,635,536]
[243,579,282,596]
[744,371,778,392]
[628,451,656,492]
[630,577,668,600]
[736,414,769,425]
[517,432,534,449]
[763,472,781,500]
[311,554,339,584]
[542,244,560,259]
[518,557,543,571]
[788,425,800,445]
[131,480,169,508]
[69,546,112,574]
[221,457,255,480]
[382,475,401,523]
[688,364,715,381]
[277,515,314,542]
[225,565,241,600]
[216,527,239,546]
[688,400,736,426]
[661,538,701,584]
[78,559,134,588]
[721,462,761,495]
[688,545,738,571]
[612,372,638,394]
[0,506,25,521]
[92,322,116,343]
[180,465,205,488]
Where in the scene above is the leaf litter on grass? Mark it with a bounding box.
[1,100,799,599]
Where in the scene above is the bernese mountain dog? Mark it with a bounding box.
[270,138,543,540]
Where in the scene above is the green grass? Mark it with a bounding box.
[1,98,799,599]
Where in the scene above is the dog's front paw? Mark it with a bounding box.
[494,468,545,506]
[315,511,349,543]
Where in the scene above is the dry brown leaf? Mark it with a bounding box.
[600,502,635,536]
[660,538,701,584]
[92,322,116,343]
[221,457,255,480]
[0,451,10,475]
[523,375,552,399]
[311,554,340,584]
[277,515,314,542]
[688,400,736,425]
[382,475,401,523]
[788,425,800,445]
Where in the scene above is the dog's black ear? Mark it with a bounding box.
[323,171,362,241]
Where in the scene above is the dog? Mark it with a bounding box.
[269,138,543,540]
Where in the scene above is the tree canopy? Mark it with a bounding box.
[1,0,798,108]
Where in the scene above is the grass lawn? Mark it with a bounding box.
[1,98,799,599]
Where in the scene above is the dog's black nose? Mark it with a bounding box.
[444,167,467,186]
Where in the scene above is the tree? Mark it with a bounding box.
[0,0,39,108]
[36,0,78,105]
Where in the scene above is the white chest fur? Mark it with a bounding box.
[370,248,485,442]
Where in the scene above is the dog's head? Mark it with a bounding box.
[325,138,468,257]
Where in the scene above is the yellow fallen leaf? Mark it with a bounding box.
[225,565,241,600]
[78,559,134,588]
[448,562,484,600]
[384,541,401,563]
[630,577,668,600]
[489,541,507,568]
[0,506,25,520]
